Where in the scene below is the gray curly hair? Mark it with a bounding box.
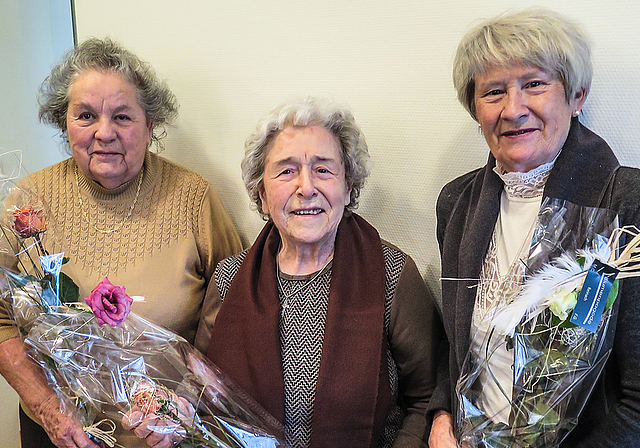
[38,37,178,151]
[242,97,370,220]
[453,8,592,121]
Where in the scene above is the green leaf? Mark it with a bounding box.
[605,278,619,312]
[59,272,79,304]
[530,401,560,427]
[559,319,578,329]
[41,354,59,374]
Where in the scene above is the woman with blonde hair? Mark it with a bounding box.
[429,8,640,447]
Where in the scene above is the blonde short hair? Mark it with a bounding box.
[453,8,592,120]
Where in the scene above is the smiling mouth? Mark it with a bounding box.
[502,129,535,137]
[91,152,123,157]
[293,209,324,215]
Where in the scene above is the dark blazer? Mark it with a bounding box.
[430,118,640,447]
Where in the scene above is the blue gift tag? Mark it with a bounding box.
[570,259,619,333]
[40,252,64,304]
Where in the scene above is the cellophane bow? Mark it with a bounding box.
[0,156,288,448]
[455,198,640,448]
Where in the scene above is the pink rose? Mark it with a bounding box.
[13,206,46,238]
[83,277,133,326]
[130,379,172,414]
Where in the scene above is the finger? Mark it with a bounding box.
[145,431,167,447]
[176,397,196,425]
[122,409,144,430]
[73,429,100,448]
[146,421,175,447]
[151,435,174,448]
[48,421,98,448]
[170,428,185,445]
[134,415,158,439]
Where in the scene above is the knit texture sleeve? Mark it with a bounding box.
[193,249,246,354]
[0,183,29,344]
[388,253,443,447]
[194,184,243,283]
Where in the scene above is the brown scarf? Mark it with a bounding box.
[207,213,391,447]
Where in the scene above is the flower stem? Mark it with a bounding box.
[35,235,49,257]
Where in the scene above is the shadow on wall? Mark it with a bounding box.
[162,124,262,250]
[427,121,491,305]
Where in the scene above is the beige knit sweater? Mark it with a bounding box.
[0,151,242,352]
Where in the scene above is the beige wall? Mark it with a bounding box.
[3,0,640,444]
[0,1,73,446]
[72,0,640,296]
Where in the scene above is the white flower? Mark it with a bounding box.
[547,288,579,321]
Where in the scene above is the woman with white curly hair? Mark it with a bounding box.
[204,97,442,448]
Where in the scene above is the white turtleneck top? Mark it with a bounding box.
[471,158,554,423]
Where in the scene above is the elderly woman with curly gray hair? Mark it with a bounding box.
[203,97,442,448]
[0,38,242,448]
[429,8,640,448]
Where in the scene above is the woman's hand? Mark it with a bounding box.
[122,396,195,448]
[0,338,99,448]
[34,395,100,448]
[429,410,457,448]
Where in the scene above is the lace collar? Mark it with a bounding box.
[493,157,556,199]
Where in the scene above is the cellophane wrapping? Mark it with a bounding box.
[455,198,629,448]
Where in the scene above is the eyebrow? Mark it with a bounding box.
[477,70,551,89]
[68,102,135,114]
[272,155,339,167]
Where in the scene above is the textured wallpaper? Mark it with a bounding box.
[73,0,640,303]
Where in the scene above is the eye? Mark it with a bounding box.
[115,114,131,121]
[279,168,293,176]
[317,168,329,174]
[479,88,504,100]
[79,112,93,120]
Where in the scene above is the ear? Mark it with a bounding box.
[344,188,352,208]
[571,88,586,115]
[146,121,154,144]
[259,186,269,215]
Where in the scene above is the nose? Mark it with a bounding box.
[94,117,117,142]
[296,168,317,199]
[502,90,529,122]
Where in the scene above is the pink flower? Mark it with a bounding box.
[131,379,172,414]
[84,277,133,326]
[13,206,46,238]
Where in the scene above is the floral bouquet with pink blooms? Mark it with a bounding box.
[0,177,288,447]
[3,273,288,447]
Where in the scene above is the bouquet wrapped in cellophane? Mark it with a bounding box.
[455,198,640,448]
[0,156,288,447]
[7,282,287,448]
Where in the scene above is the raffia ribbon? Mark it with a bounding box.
[84,419,121,448]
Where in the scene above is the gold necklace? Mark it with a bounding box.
[75,165,143,234]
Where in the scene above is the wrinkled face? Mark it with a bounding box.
[66,70,152,189]
[474,64,585,173]
[259,125,351,252]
